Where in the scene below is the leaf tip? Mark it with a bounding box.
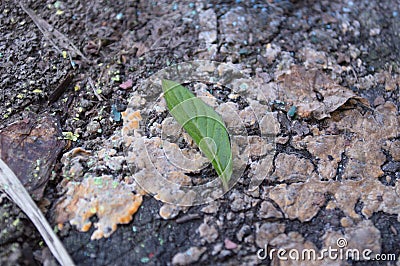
[161,79,178,93]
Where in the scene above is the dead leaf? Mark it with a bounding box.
[133,42,149,57]
[0,113,65,200]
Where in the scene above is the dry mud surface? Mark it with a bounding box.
[1,0,400,265]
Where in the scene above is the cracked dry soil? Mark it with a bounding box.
[1,0,400,265]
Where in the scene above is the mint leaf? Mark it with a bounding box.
[162,79,233,190]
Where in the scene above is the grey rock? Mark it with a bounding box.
[211,243,223,256]
[198,222,218,243]
[200,201,220,214]
[87,120,101,134]
[236,224,251,242]
[198,9,217,44]
[255,222,285,248]
[258,201,283,219]
[229,190,252,212]
[172,247,206,266]
[382,161,400,173]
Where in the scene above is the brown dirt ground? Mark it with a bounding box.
[1,0,399,265]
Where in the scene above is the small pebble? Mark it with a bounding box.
[218,250,232,259]
[198,222,218,243]
[224,238,238,250]
[111,105,121,122]
[140,257,150,263]
[172,247,206,266]
[119,79,133,90]
[212,243,223,255]
[236,224,251,242]
[340,217,353,227]
[87,120,101,134]
[373,96,385,107]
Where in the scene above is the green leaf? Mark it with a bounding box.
[162,79,233,190]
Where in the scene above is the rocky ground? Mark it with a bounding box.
[0,0,400,265]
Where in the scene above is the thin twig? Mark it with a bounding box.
[176,213,201,224]
[0,159,75,266]
[48,71,75,104]
[19,2,89,63]
[88,77,104,101]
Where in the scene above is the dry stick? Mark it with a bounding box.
[0,159,75,266]
[88,77,104,101]
[19,2,88,63]
[48,71,75,104]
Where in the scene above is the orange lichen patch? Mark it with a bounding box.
[128,110,142,121]
[55,175,142,240]
[292,135,346,180]
[268,177,400,222]
[122,110,142,128]
[129,120,140,129]
[291,101,399,182]
[81,222,92,232]
[275,65,366,119]
[117,195,142,223]
[268,182,328,222]
[272,153,316,182]
[268,102,400,223]
[121,110,142,137]
[334,102,398,180]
